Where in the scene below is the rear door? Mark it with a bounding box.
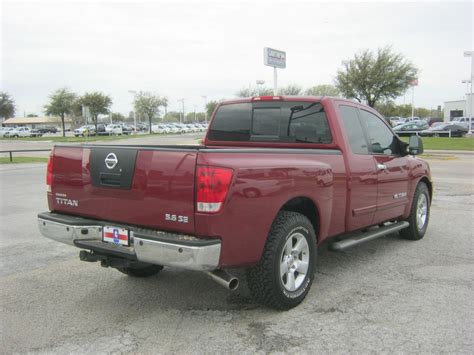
[358,109,410,224]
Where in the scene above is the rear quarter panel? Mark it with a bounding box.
[195,151,346,267]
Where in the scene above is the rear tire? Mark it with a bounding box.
[246,211,316,310]
[118,264,163,277]
[400,182,430,240]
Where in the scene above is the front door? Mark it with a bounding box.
[338,105,378,231]
[358,109,410,224]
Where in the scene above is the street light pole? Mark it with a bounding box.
[128,90,137,133]
[273,67,278,95]
[201,95,207,123]
[464,51,473,134]
[462,79,472,124]
[256,80,265,96]
[178,98,185,123]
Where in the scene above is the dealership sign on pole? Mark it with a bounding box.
[264,47,286,95]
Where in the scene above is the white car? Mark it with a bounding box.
[4,127,32,138]
[105,124,123,135]
[152,124,171,134]
[452,117,471,129]
[178,124,192,133]
[166,124,181,134]
[0,127,15,138]
[74,125,96,137]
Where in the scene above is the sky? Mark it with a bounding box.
[1,0,473,117]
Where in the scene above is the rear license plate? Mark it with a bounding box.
[102,226,129,246]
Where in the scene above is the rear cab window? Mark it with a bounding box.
[207,101,332,144]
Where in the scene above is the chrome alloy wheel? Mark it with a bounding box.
[416,193,428,230]
[279,232,310,292]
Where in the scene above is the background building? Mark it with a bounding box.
[444,93,473,122]
[2,116,73,130]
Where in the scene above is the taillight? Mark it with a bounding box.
[46,152,54,192]
[196,166,233,213]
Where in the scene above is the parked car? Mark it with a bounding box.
[105,124,123,135]
[38,126,58,134]
[152,124,171,134]
[4,127,32,138]
[29,129,43,137]
[165,124,181,134]
[451,117,471,129]
[426,117,443,126]
[74,125,96,137]
[420,123,468,137]
[0,127,15,138]
[393,122,429,136]
[388,116,404,127]
[121,124,134,135]
[136,123,149,132]
[39,96,432,310]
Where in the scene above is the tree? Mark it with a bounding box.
[44,88,77,137]
[335,46,418,107]
[163,111,180,122]
[111,112,126,122]
[206,100,219,118]
[375,101,438,119]
[305,84,340,97]
[236,87,273,97]
[279,84,303,95]
[0,92,15,119]
[78,92,112,133]
[133,91,167,134]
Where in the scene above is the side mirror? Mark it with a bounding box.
[408,135,424,155]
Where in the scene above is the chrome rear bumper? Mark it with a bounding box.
[37,212,221,271]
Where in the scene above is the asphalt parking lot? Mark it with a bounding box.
[0,149,472,353]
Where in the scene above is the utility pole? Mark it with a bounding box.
[464,51,473,134]
[273,67,278,95]
[201,95,208,123]
[410,79,418,119]
[128,90,137,132]
[256,80,265,95]
[178,98,185,124]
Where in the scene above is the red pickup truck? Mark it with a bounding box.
[38,96,432,309]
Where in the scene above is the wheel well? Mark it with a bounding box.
[419,177,433,203]
[280,197,320,240]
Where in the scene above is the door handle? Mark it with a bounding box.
[377,163,387,171]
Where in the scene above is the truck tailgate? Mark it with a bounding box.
[49,145,198,234]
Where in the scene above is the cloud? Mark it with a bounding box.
[1,1,472,115]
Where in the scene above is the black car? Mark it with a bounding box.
[393,122,428,136]
[96,124,107,135]
[122,124,134,135]
[29,129,43,137]
[38,126,58,134]
[420,123,468,137]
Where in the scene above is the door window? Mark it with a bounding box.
[339,105,369,154]
[359,110,400,155]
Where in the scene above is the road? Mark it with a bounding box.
[0,151,472,353]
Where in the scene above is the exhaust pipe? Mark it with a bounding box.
[206,269,239,291]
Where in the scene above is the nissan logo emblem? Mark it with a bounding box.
[105,153,118,169]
